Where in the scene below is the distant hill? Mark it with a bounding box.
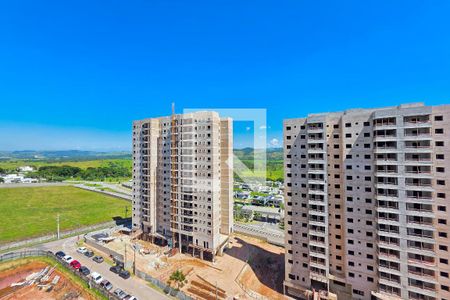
[234,147,283,161]
[0,150,131,161]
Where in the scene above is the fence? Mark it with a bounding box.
[84,237,124,262]
[135,269,193,300]
[0,219,131,253]
[0,249,122,300]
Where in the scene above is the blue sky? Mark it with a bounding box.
[1,1,450,150]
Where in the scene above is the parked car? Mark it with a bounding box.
[63,255,74,264]
[100,279,113,291]
[114,289,125,298]
[110,265,122,274]
[70,260,81,269]
[124,296,138,300]
[55,251,65,259]
[119,269,130,279]
[93,256,104,263]
[77,247,88,254]
[90,272,103,284]
[114,288,127,299]
[79,266,90,276]
[84,250,94,258]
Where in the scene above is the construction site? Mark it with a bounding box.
[0,260,94,300]
[90,227,288,300]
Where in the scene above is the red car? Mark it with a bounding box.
[70,260,81,269]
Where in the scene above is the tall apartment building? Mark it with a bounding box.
[283,103,450,300]
[132,111,233,261]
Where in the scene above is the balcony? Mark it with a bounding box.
[404,115,430,126]
[406,191,433,201]
[374,118,396,127]
[404,128,431,139]
[408,254,436,267]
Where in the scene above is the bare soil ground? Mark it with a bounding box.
[0,261,95,300]
[103,232,288,300]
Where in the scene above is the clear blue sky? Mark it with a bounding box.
[1,0,450,151]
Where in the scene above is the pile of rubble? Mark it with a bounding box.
[10,264,60,292]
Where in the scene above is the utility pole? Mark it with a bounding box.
[133,246,136,275]
[57,214,60,239]
[124,243,127,267]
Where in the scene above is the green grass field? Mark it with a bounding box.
[0,158,132,171]
[0,186,131,244]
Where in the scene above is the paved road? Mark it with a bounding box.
[74,184,132,201]
[33,236,168,300]
[234,222,285,246]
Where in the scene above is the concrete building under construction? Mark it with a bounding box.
[132,110,233,261]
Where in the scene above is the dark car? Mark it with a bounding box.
[84,250,94,258]
[55,251,65,259]
[93,255,104,263]
[119,269,130,279]
[110,265,122,274]
[79,266,90,276]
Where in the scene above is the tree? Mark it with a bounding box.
[0,177,3,183]
[168,270,186,290]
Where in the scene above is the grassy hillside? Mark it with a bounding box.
[234,148,283,181]
[0,186,131,244]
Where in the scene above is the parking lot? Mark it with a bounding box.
[35,235,168,300]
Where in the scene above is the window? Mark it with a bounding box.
[435,115,444,121]
[437,167,445,173]
[364,122,370,126]
[364,132,370,137]
[437,154,445,160]
[437,180,446,185]
[345,123,351,128]
[436,128,444,134]
[436,141,445,146]
[346,133,352,138]
[438,206,446,212]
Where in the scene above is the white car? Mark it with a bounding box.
[90,272,103,284]
[63,255,74,264]
[77,247,88,254]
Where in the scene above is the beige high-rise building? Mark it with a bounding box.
[283,103,450,300]
[132,111,233,261]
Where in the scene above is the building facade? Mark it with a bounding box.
[132,111,233,261]
[283,103,450,300]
